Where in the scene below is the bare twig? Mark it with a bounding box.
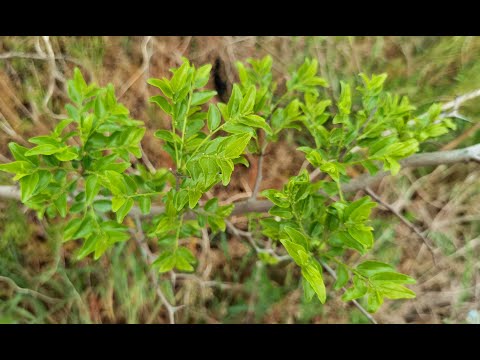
[225,220,290,262]
[441,88,480,112]
[139,143,156,174]
[319,261,378,324]
[132,214,182,324]
[175,273,240,291]
[342,142,480,193]
[0,275,59,304]
[365,187,438,265]
[41,36,56,111]
[251,148,265,200]
[119,36,153,98]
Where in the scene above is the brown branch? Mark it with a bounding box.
[319,261,378,324]
[3,143,480,218]
[365,187,438,265]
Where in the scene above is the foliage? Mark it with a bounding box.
[0,55,456,314]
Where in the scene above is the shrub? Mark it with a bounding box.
[0,56,456,314]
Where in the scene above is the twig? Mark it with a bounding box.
[319,261,378,324]
[139,143,156,174]
[441,88,480,112]
[0,275,59,304]
[132,214,183,324]
[251,146,266,200]
[175,273,240,291]
[119,36,153,98]
[225,220,290,262]
[365,187,437,265]
[245,261,262,323]
[41,36,56,111]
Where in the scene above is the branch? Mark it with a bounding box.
[132,214,183,324]
[441,88,480,112]
[319,261,378,324]
[342,143,480,193]
[3,143,480,217]
[365,187,437,265]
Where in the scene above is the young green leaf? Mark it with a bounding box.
[207,104,221,131]
[85,175,99,205]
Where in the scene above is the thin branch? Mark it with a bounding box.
[225,220,290,262]
[3,138,480,219]
[118,36,152,98]
[251,148,265,200]
[0,51,89,68]
[132,214,182,324]
[365,187,438,265]
[41,36,56,110]
[441,88,480,112]
[342,142,480,193]
[319,261,378,324]
[0,275,59,304]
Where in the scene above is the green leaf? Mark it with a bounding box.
[222,133,251,158]
[54,119,74,136]
[55,148,78,161]
[8,143,37,165]
[153,251,177,273]
[175,247,196,272]
[216,158,234,186]
[25,144,64,156]
[54,192,68,218]
[338,81,352,115]
[93,200,112,213]
[63,218,83,242]
[0,161,35,180]
[334,263,349,290]
[301,260,326,304]
[355,261,395,277]
[239,115,272,135]
[148,78,173,99]
[261,189,290,208]
[150,95,172,114]
[370,271,416,285]
[138,196,151,215]
[239,85,256,114]
[191,91,217,106]
[227,84,242,118]
[93,236,110,260]
[269,206,293,219]
[207,104,221,131]
[85,175,99,204]
[116,198,133,223]
[344,196,377,222]
[111,196,126,213]
[279,238,309,267]
[347,225,374,249]
[154,130,182,144]
[366,288,383,313]
[34,170,52,196]
[73,216,95,239]
[303,276,316,302]
[194,64,212,89]
[284,226,309,250]
[342,275,368,301]
[170,60,191,92]
[20,172,39,202]
[76,235,99,260]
